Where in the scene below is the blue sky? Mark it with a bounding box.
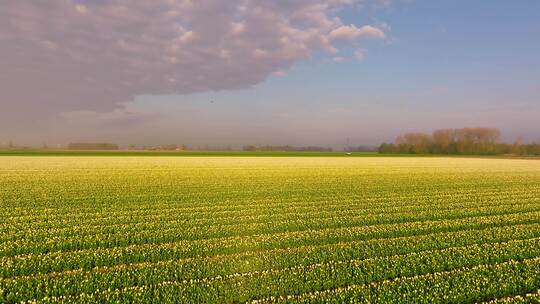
[264,0,540,104]
[1,1,540,147]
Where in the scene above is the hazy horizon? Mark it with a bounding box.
[2,1,540,149]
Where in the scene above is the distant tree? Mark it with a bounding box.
[378,143,396,153]
[8,140,14,149]
[432,129,455,153]
[395,132,432,154]
[528,143,540,155]
[377,127,523,155]
[509,138,532,155]
[345,145,377,152]
[454,128,500,154]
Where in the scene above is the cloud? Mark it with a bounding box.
[333,56,346,63]
[329,25,385,41]
[0,0,385,114]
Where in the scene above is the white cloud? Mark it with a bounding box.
[329,25,385,41]
[333,56,346,63]
[0,1,386,113]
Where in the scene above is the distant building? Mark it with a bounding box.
[142,144,187,151]
[243,145,332,152]
[67,143,119,150]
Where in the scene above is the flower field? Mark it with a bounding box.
[1,156,539,303]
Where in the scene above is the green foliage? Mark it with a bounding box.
[1,156,540,303]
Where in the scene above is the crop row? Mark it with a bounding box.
[6,242,539,303]
[3,185,534,222]
[1,221,539,278]
[253,258,540,304]
[2,198,539,246]
[480,289,540,304]
[2,190,538,241]
[1,209,538,258]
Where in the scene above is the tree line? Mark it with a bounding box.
[379,128,540,155]
[243,145,333,152]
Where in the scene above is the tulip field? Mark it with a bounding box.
[1,155,540,303]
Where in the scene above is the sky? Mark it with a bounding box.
[1,0,539,148]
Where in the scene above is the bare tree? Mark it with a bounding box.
[396,132,432,153]
[381,127,507,155]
